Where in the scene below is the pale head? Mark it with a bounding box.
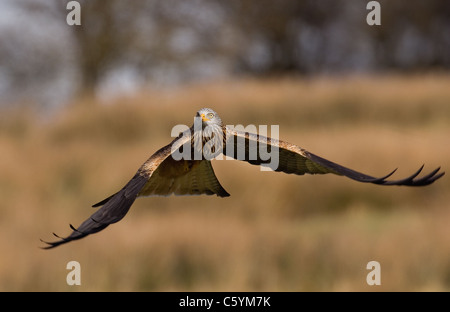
[196,108,222,128]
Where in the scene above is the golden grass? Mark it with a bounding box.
[0,74,449,291]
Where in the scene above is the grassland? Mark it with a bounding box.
[0,74,449,291]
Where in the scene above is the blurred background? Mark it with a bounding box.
[0,0,449,291]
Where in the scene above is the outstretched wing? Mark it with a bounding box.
[41,172,149,249]
[41,132,228,249]
[223,127,444,186]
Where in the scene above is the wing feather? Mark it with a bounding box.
[41,171,149,249]
[42,132,227,249]
[224,127,444,186]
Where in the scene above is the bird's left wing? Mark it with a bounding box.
[223,127,444,186]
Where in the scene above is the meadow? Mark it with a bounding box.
[0,74,449,291]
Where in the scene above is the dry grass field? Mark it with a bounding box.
[0,74,449,291]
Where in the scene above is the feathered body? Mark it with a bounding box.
[42,108,444,248]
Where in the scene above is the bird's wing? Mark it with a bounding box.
[41,132,228,249]
[223,127,444,186]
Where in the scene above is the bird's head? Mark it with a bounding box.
[196,108,222,128]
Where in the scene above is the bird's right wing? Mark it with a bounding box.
[40,142,176,249]
[42,130,228,249]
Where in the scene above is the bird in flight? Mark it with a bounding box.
[41,108,444,249]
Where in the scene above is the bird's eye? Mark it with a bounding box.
[207,113,214,119]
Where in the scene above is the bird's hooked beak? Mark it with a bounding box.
[200,113,210,122]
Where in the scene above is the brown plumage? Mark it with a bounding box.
[41,108,444,249]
